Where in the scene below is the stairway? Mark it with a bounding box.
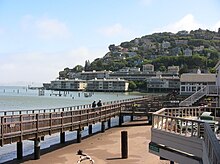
[179,85,220,107]
[179,86,207,107]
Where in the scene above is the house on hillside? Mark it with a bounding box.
[143,64,154,73]
[184,48,192,56]
[162,41,171,49]
[170,47,181,56]
[167,66,179,74]
[193,46,204,52]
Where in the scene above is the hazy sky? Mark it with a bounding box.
[0,0,220,85]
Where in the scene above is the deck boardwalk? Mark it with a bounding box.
[0,95,172,161]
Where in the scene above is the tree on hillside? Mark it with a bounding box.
[73,65,84,72]
[84,60,91,71]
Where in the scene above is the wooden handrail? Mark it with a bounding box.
[0,96,147,116]
[0,97,151,147]
[204,123,220,164]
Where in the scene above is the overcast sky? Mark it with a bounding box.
[0,0,220,86]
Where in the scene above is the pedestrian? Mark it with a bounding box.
[97,99,102,107]
[92,101,96,108]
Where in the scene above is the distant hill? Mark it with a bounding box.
[59,28,220,79]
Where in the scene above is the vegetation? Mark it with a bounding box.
[59,28,220,79]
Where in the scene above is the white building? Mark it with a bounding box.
[79,70,111,80]
[50,79,87,91]
[167,66,179,74]
[180,71,216,95]
[86,78,129,92]
[119,67,130,73]
[129,67,141,72]
[142,64,154,73]
[146,76,180,91]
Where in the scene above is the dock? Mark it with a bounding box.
[0,95,174,162]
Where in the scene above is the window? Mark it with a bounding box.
[192,86,196,91]
[181,86,185,91]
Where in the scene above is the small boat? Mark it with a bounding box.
[84,92,92,97]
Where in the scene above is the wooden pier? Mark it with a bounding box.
[0,95,172,161]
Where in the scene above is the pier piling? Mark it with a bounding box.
[77,129,82,143]
[101,121,105,133]
[34,138,40,160]
[119,115,124,126]
[60,132,65,144]
[88,124,93,135]
[108,119,111,129]
[121,131,128,159]
[17,141,23,160]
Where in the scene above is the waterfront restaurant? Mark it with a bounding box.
[180,70,216,95]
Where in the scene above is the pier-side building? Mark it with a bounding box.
[50,79,87,91]
[86,78,129,92]
[180,72,216,95]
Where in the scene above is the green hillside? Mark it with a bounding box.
[60,28,220,78]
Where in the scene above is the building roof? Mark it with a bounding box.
[180,73,216,82]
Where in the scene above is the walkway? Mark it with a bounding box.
[7,118,170,164]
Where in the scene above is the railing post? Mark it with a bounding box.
[36,114,39,134]
[87,109,89,124]
[50,113,52,135]
[20,114,23,137]
[119,115,124,126]
[0,117,3,146]
[61,111,63,132]
[197,123,201,138]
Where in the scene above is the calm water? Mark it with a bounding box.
[0,86,142,111]
[0,86,147,163]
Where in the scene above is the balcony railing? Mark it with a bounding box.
[179,85,220,107]
[151,106,220,164]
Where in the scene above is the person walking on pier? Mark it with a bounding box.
[97,99,102,107]
[92,101,96,108]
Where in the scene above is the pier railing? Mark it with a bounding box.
[151,106,220,164]
[0,96,147,116]
[203,123,220,164]
[0,96,153,147]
